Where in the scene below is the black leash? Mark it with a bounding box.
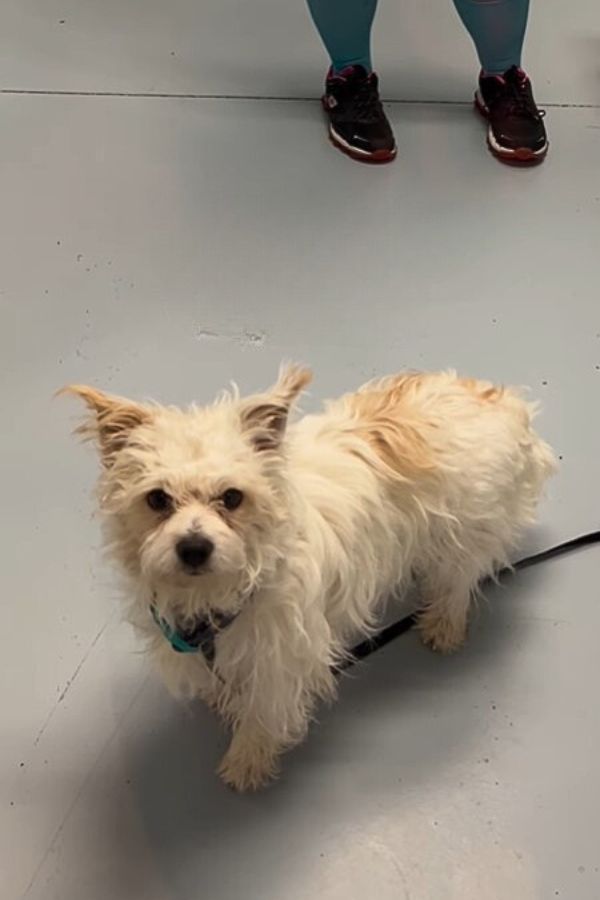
[336,529,600,674]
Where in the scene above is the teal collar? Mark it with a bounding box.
[150,604,239,665]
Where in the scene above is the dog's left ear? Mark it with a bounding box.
[60,385,152,466]
[240,363,312,452]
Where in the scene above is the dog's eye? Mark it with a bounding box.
[146,489,173,513]
[222,488,244,511]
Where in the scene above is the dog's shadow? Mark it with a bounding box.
[103,555,550,899]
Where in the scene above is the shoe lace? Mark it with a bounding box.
[501,76,546,120]
[353,78,383,122]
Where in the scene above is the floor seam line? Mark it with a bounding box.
[0,88,599,109]
[20,673,150,899]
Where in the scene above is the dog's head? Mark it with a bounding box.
[63,364,311,613]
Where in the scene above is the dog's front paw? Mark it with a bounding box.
[419,614,467,655]
[218,735,280,792]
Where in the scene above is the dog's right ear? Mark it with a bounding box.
[59,385,151,466]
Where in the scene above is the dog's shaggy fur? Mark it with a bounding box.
[65,366,556,791]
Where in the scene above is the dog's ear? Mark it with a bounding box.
[239,363,312,452]
[60,385,151,465]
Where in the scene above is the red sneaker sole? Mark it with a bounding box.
[474,94,548,166]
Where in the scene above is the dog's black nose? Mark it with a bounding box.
[176,535,215,570]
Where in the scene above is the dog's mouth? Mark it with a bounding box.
[173,559,216,581]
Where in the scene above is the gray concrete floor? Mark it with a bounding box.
[2,4,600,900]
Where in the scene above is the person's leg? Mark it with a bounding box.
[307,0,396,162]
[306,0,378,74]
[452,0,548,163]
[452,0,528,75]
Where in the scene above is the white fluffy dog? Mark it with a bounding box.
[65,366,555,791]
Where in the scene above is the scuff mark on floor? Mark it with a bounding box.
[195,328,219,341]
[33,621,109,747]
[195,326,267,350]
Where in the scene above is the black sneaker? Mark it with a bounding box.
[475,66,548,164]
[322,65,397,163]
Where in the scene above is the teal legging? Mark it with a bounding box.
[306,0,529,76]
